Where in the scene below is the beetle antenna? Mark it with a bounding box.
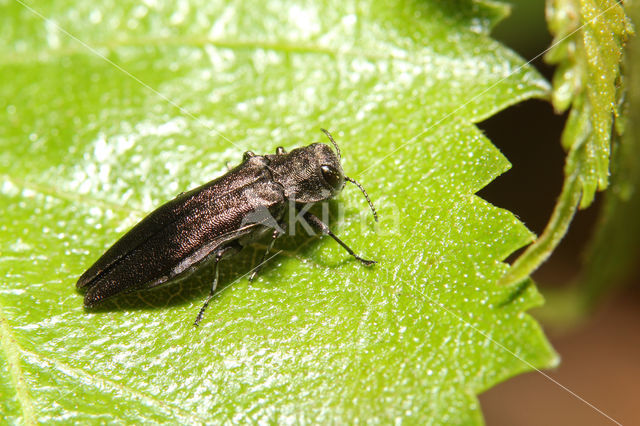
[320,128,341,160]
[320,129,376,221]
[345,176,378,222]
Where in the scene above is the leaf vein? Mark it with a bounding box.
[0,314,37,425]
[1,174,145,216]
[19,347,211,423]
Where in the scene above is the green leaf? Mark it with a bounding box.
[572,1,640,311]
[0,0,556,423]
[500,0,633,288]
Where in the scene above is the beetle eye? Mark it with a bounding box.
[320,165,342,190]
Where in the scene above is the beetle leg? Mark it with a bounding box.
[303,212,376,266]
[243,150,256,161]
[249,228,282,282]
[194,245,238,327]
[276,146,287,155]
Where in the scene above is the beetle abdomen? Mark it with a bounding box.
[79,157,285,306]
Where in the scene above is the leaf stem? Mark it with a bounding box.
[498,154,583,287]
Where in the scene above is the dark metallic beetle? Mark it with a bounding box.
[77,129,377,325]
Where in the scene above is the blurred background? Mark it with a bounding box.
[475,1,640,425]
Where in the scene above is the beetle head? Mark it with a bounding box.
[315,142,346,195]
[269,142,345,204]
[268,130,377,221]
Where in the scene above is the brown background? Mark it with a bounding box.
[476,2,640,424]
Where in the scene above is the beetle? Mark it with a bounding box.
[77,129,378,326]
